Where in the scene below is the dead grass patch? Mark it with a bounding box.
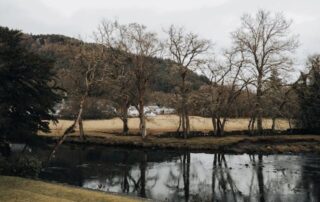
[43,115,290,136]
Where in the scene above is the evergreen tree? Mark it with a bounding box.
[295,55,320,130]
[265,68,284,130]
[0,27,62,141]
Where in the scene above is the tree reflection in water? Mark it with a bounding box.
[40,145,320,202]
[210,154,242,202]
[183,151,190,202]
[257,154,265,202]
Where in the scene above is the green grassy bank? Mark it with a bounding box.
[0,176,144,202]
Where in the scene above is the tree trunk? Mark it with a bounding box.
[211,115,217,136]
[138,87,147,138]
[181,73,189,139]
[140,114,147,138]
[256,74,263,134]
[186,107,190,135]
[248,117,252,131]
[221,118,227,136]
[288,118,292,129]
[181,103,187,138]
[48,95,86,161]
[271,117,276,132]
[177,113,182,133]
[79,117,85,141]
[251,117,256,132]
[216,117,222,136]
[248,115,256,135]
[123,117,129,135]
[77,96,86,140]
[122,100,130,135]
[138,104,147,138]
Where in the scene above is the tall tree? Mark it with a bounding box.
[231,10,298,134]
[96,20,162,138]
[165,25,211,138]
[0,27,62,141]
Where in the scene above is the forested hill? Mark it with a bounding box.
[26,34,209,94]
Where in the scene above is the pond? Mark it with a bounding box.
[14,145,320,201]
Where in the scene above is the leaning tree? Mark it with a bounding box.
[49,42,108,159]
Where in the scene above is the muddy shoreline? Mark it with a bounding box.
[40,134,320,154]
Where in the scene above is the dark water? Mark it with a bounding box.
[29,145,320,201]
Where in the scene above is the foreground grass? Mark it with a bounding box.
[0,176,143,202]
[43,115,290,136]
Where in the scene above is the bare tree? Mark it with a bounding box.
[165,25,211,138]
[49,42,107,159]
[231,10,299,134]
[94,22,134,135]
[197,50,250,136]
[101,45,134,135]
[108,65,133,135]
[96,20,162,138]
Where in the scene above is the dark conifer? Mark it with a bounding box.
[0,27,62,141]
[295,55,320,130]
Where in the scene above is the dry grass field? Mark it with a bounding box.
[44,115,290,136]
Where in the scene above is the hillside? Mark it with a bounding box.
[18,33,210,118]
[26,34,209,94]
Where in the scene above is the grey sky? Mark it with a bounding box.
[0,0,319,70]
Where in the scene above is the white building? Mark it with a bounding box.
[128,105,175,117]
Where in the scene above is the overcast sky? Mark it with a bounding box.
[0,0,319,71]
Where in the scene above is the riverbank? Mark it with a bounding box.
[41,133,320,154]
[0,176,144,202]
[38,116,320,154]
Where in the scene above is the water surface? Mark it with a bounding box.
[33,145,320,201]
